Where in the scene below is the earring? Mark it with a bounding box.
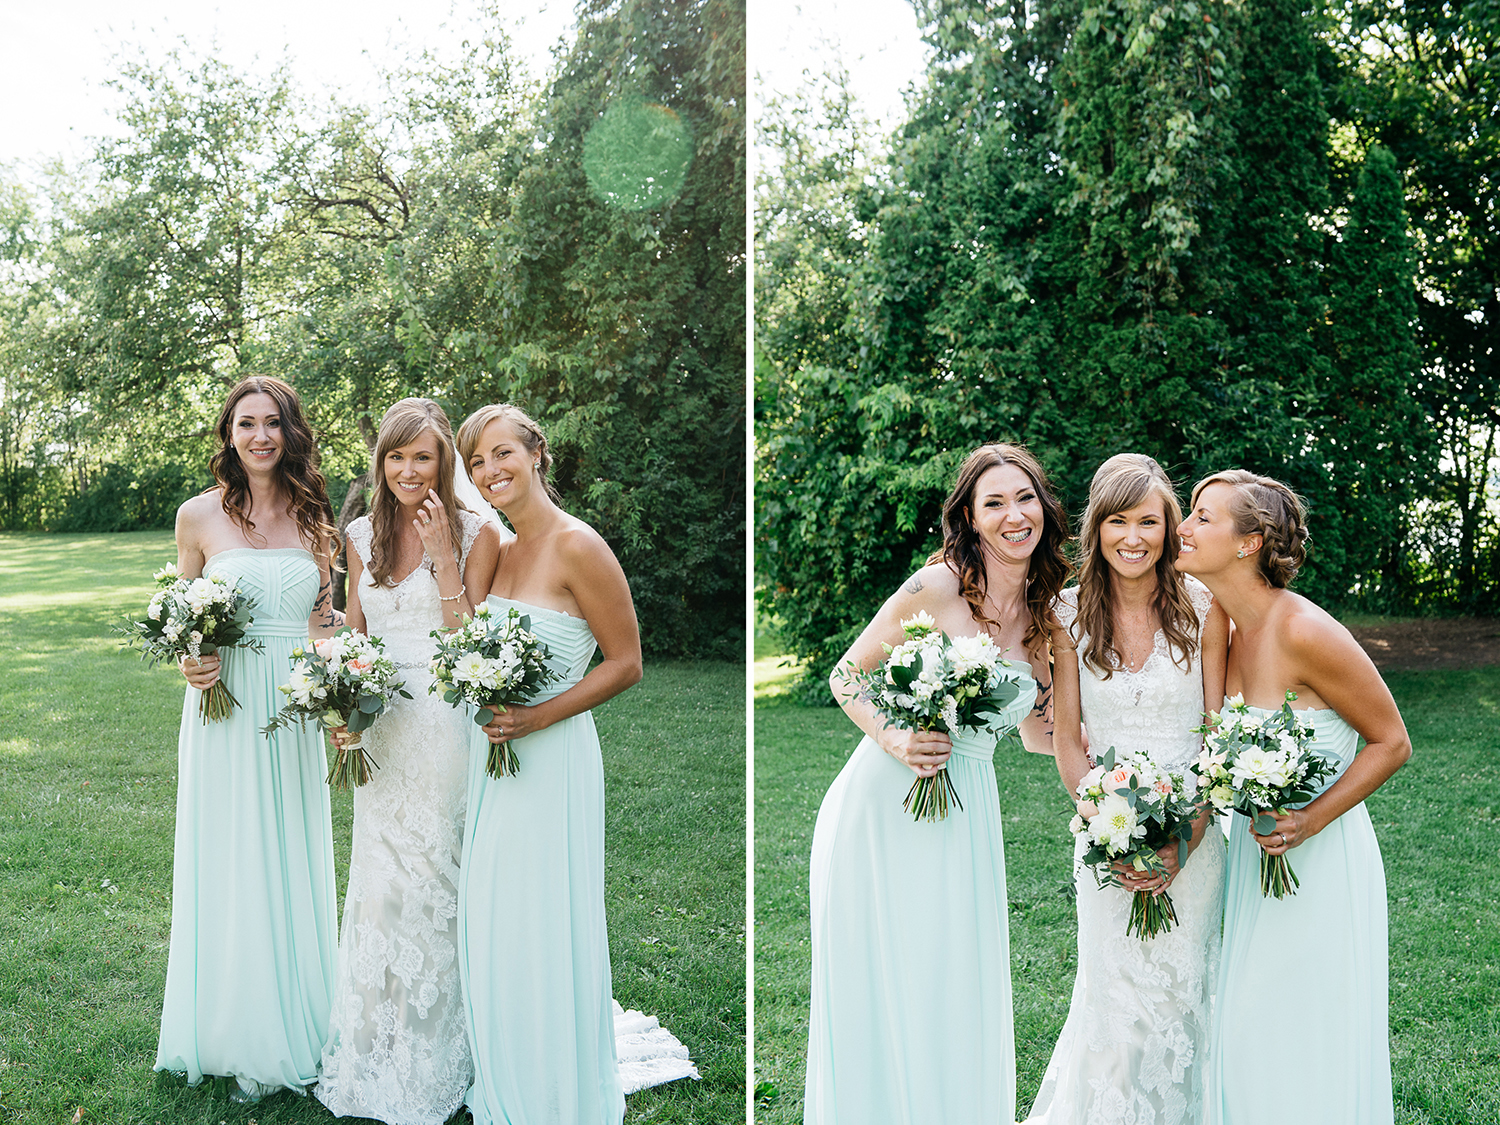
[1236,550,1246,558]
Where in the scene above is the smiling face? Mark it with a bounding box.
[382,428,443,511]
[970,462,1046,564]
[229,392,283,472]
[1177,482,1254,575]
[467,417,536,512]
[1098,497,1167,580]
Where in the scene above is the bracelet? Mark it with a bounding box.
[439,592,465,602]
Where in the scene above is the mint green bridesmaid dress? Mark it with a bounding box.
[155,548,339,1093]
[458,596,624,1125]
[1211,705,1394,1124]
[803,672,1037,1125]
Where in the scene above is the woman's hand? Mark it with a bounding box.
[482,703,547,745]
[879,728,952,778]
[413,490,453,557]
[328,725,352,750]
[1250,807,1310,855]
[180,654,221,689]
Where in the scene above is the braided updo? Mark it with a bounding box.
[1191,469,1309,588]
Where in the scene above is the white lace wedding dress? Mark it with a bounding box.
[1026,578,1227,1125]
[317,511,700,1122]
[314,511,487,1124]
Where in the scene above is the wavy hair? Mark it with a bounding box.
[207,376,337,555]
[926,443,1071,658]
[1190,469,1309,588]
[366,398,470,588]
[456,403,561,504]
[1073,453,1199,678]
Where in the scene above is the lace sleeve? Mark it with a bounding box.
[1053,586,1080,637]
[1184,575,1215,626]
[458,509,484,570]
[346,516,374,568]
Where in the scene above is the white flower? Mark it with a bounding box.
[1208,783,1234,811]
[948,633,997,677]
[147,594,164,622]
[285,668,320,707]
[453,652,488,686]
[893,693,917,711]
[939,695,960,731]
[1230,747,1293,789]
[153,563,181,583]
[1068,813,1087,836]
[1089,793,1145,851]
[1276,731,1300,756]
[901,610,938,636]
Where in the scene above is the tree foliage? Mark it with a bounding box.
[0,0,745,659]
[757,0,1453,697]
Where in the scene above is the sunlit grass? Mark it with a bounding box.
[752,643,1500,1124]
[0,531,744,1125]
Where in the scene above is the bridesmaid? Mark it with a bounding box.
[1177,469,1410,1125]
[156,375,342,1102]
[455,403,642,1125]
[804,443,1067,1125]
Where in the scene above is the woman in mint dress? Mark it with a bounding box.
[156,376,343,1102]
[455,403,643,1125]
[1177,469,1411,1125]
[803,443,1069,1125]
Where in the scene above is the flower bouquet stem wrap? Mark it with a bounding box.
[837,612,1024,823]
[116,562,261,724]
[428,604,559,780]
[1193,692,1341,899]
[262,628,411,790]
[1071,746,1199,939]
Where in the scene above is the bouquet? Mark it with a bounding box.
[1192,692,1341,898]
[117,561,260,723]
[263,629,411,789]
[1071,746,1201,939]
[837,611,1025,822]
[429,603,559,779]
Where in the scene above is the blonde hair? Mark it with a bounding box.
[367,398,468,587]
[1190,469,1309,588]
[1072,453,1198,677]
[456,403,560,503]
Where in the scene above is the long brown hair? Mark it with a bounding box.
[456,403,561,504]
[927,443,1071,657]
[1073,453,1199,678]
[207,376,337,554]
[1190,469,1309,588]
[366,398,470,587]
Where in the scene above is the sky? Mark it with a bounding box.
[752,0,927,133]
[1,0,930,183]
[0,0,577,182]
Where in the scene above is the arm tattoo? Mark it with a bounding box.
[903,574,925,595]
[1031,678,1053,720]
[313,580,344,628]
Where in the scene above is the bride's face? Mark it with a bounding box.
[383,428,443,510]
[1097,498,1166,581]
[970,462,1046,565]
[1176,483,1246,575]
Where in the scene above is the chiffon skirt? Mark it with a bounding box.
[155,625,339,1090]
[1211,708,1393,1125]
[804,732,1014,1124]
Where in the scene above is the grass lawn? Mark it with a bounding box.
[753,652,1500,1124]
[0,531,744,1125]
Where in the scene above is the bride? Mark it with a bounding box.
[1028,453,1227,1124]
[314,398,502,1124]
